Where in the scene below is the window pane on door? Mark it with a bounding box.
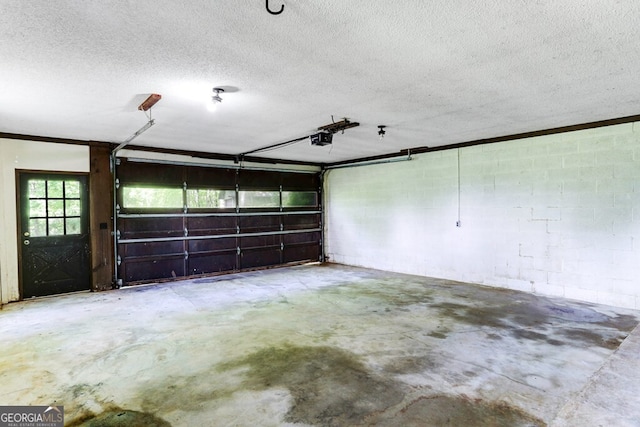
[48,200,64,217]
[47,181,63,198]
[65,181,80,198]
[27,177,85,237]
[29,219,47,237]
[66,218,81,234]
[65,200,81,216]
[28,180,46,198]
[29,200,46,217]
[48,218,65,236]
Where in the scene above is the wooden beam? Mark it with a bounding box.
[89,145,114,291]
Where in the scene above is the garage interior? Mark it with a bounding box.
[1,2,640,426]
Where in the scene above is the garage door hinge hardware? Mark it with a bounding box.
[184,228,188,237]
[280,242,284,251]
[117,255,122,266]
[183,205,188,214]
[237,247,241,255]
[237,226,240,234]
[184,251,189,260]
[115,179,120,189]
[116,230,121,240]
[183,182,187,190]
[116,204,121,214]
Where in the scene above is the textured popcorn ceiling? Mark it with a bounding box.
[1,1,640,163]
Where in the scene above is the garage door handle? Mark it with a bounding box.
[24,239,30,245]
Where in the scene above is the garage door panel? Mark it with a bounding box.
[240,235,280,249]
[281,172,319,190]
[188,253,237,275]
[239,215,281,233]
[241,248,281,268]
[187,216,237,236]
[187,167,236,188]
[238,169,281,189]
[283,214,321,230]
[122,257,185,282]
[284,244,320,263]
[188,238,237,252]
[116,160,321,285]
[119,241,184,257]
[283,231,321,245]
[118,159,183,185]
[120,217,184,239]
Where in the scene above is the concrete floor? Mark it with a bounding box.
[1,264,639,426]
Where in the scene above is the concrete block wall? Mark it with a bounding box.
[324,122,640,309]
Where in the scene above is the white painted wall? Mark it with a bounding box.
[0,139,89,304]
[325,122,640,309]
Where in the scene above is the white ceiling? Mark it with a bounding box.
[1,1,640,164]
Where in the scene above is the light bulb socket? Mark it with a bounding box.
[212,87,225,103]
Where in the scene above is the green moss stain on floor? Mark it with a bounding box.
[216,342,547,426]
[372,395,547,427]
[66,407,171,427]
[219,344,405,425]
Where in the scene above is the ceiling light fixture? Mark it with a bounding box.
[378,125,386,139]
[208,87,225,112]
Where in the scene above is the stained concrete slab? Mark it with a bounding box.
[0,264,638,426]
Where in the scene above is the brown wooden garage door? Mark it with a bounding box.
[115,158,321,285]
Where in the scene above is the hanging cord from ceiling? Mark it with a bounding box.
[143,105,152,121]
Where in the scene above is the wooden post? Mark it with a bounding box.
[89,144,114,291]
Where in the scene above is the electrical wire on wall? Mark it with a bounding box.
[456,148,461,227]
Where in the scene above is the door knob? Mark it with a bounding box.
[23,240,30,245]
